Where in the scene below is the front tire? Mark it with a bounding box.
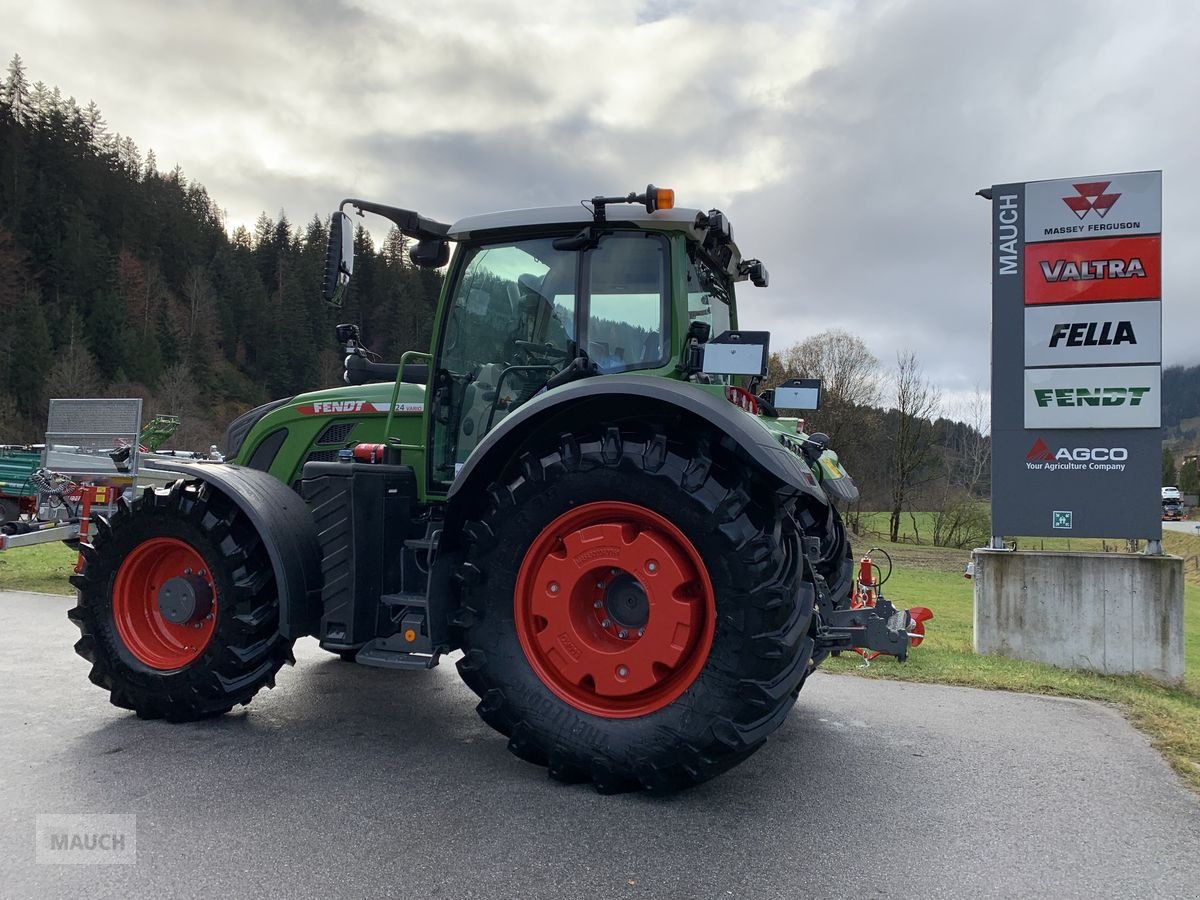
[455,426,817,793]
[69,480,292,721]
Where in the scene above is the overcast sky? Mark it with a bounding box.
[5,0,1198,407]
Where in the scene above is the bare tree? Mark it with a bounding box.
[775,329,881,407]
[182,266,215,343]
[156,363,198,416]
[888,351,940,543]
[44,348,101,400]
[768,329,880,451]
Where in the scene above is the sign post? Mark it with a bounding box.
[987,171,1163,542]
[974,171,1183,684]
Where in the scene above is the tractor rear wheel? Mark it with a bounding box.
[69,480,292,721]
[455,425,817,793]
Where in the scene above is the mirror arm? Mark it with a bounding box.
[340,198,450,242]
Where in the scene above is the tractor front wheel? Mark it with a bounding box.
[69,480,292,721]
[455,426,816,793]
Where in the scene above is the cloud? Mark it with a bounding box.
[4,0,1196,397]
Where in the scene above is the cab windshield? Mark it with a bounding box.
[430,230,669,486]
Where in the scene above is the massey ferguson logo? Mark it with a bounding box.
[1062,181,1121,219]
[1039,257,1146,282]
[1026,437,1128,472]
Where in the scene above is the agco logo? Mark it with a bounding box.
[1026,437,1128,472]
[1062,181,1121,220]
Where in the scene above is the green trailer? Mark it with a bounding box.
[0,445,42,524]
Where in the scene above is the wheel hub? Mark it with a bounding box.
[514,501,715,719]
[156,574,213,625]
[601,573,649,631]
[112,537,218,670]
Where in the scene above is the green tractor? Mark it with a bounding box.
[69,186,918,792]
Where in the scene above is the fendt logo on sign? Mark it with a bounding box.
[1024,365,1160,429]
[1062,181,1120,220]
[1025,437,1129,472]
[1024,235,1160,305]
[1033,386,1151,408]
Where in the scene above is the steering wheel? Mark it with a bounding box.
[511,340,570,363]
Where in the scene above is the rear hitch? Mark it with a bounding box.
[813,548,933,663]
[813,598,919,662]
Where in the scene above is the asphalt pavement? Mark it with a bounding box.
[2,589,1198,899]
[1162,520,1199,534]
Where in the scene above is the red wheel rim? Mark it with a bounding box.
[112,537,217,670]
[514,501,716,718]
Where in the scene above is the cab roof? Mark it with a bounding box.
[446,204,709,242]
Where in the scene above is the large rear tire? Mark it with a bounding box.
[454,425,818,793]
[69,480,292,721]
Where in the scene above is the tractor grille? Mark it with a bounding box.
[316,421,357,445]
[305,449,342,464]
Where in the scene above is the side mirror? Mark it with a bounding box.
[701,330,770,377]
[747,260,769,288]
[772,378,822,410]
[322,211,355,303]
[410,238,450,269]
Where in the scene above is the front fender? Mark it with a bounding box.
[447,375,830,506]
[141,460,322,639]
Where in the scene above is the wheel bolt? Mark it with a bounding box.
[593,599,603,609]
[637,628,645,637]
[184,568,192,575]
[194,623,201,629]
[549,582,559,594]
[618,629,628,639]
[646,560,658,573]
[601,619,611,628]
[595,581,605,589]
[617,665,629,678]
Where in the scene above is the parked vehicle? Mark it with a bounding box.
[1162,500,1186,521]
[0,445,42,524]
[1162,485,1181,500]
[69,187,928,792]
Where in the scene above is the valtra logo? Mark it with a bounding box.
[1024,235,1160,305]
[1062,181,1121,220]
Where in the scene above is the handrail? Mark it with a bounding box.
[386,350,432,450]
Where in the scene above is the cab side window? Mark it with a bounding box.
[585,232,668,373]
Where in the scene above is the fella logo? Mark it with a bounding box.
[1025,235,1160,304]
[1048,321,1136,348]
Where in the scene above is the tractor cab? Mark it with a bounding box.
[323,186,770,490]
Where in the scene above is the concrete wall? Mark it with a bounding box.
[973,550,1184,682]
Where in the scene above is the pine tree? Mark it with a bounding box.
[3,54,30,123]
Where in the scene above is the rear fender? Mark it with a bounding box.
[446,375,830,523]
[143,460,323,639]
